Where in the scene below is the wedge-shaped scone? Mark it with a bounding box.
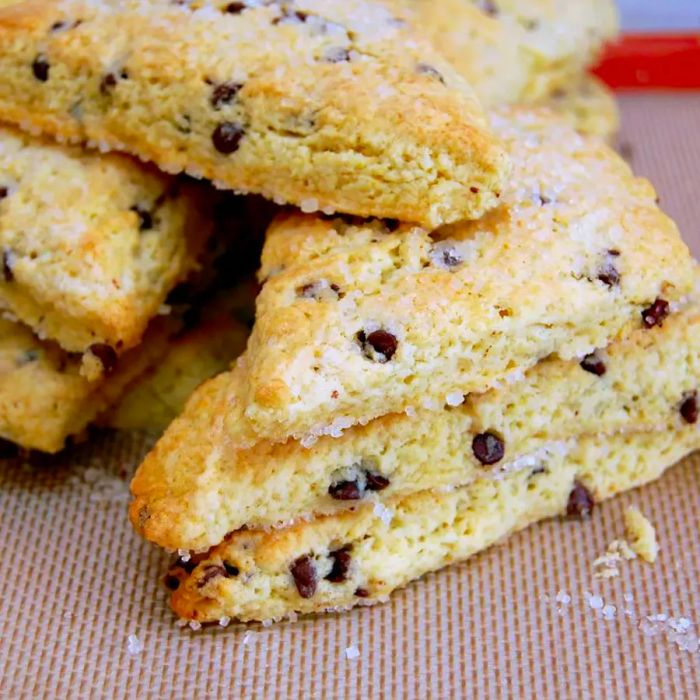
[540,75,619,141]
[131,288,700,551]
[0,0,509,228]
[0,315,181,453]
[238,107,694,442]
[168,428,700,623]
[104,294,253,433]
[0,125,208,358]
[402,0,618,108]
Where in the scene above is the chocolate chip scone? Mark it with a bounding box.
[540,75,619,141]
[401,0,618,108]
[238,106,694,443]
[0,0,510,228]
[168,428,700,623]
[131,282,700,551]
[0,314,181,453]
[0,124,210,363]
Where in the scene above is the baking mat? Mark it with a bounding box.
[1,93,700,700]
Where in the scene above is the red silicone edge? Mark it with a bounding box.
[593,33,700,89]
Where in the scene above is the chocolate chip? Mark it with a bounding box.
[99,73,117,94]
[32,54,50,81]
[223,562,240,577]
[164,574,180,591]
[290,555,317,598]
[0,187,7,199]
[297,281,341,300]
[383,218,400,232]
[580,352,606,376]
[50,20,67,31]
[357,329,398,362]
[365,471,389,491]
[326,547,352,583]
[566,481,595,518]
[223,1,246,12]
[641,298,670,328]
[174,556,197,574]
[354,587,370,598]
[472,432,505,466]
[196,564,228,588]
[328,480,363,500]
[470,186,480,194]
[322,46,350,63]
[680,392,698,424]
[597,258,620,288]
[88,343,117,374]
[212,121,245,154]
[273,8,308,25]
[131,205,153,231]
[210,81,243,109]
[416,62,445,84]
[2,249,14,282]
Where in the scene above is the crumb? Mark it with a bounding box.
[593,538,636,579]
[127,634,144,655]
[219,616,231,627]
[624,506,659,563]
[345,645,360,660]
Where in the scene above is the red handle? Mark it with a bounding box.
[593,34,700,89]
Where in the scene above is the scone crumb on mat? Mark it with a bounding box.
[593,539,637,579]
[126,634,143,656]
[624,507,659,563]
[345,645,361,661]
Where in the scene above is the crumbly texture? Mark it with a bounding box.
[169,428,700,623]
[104,309,250,432]
[540,75,619,141]
[624,506,659,563]
[131,290,700,551]
[0,315,179,452]
[402,0,618,108]
[242,107,693,443]
[0,124,208,355]
[0,0,511,228]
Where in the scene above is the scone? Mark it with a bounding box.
[402,0,618,108]
[540,75,619,141]
[0,0,510,228]
[0,314,180,453]
[104,295,253,432]
[168,428,700,623]
[224,107,693,443]
[0,124,210,359]
[131,285,700,551]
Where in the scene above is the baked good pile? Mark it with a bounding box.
[0,0,696,625]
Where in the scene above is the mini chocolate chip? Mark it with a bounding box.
[323,46,350,63]
[329,479,363,500]
[566,481,595,518]
[50,20,67,31]
[472,432,505,466]
[597,261,620,288]
[212,121,245,154]
[580,352,606,376]
[174,556,197,574]
[88,343,117,374]
[0,187,7,199]
[100,73,117,94]
[470,186,480,194]
[131,205,153,231]
[223,1,246,12]
[2,249,13,282]
[357,329,398,362]
[641,298,670,328]
[383,218,400,232]
[223,562,240,577]
[32,54,50,81]
[164,574,180,591]
[416,62,445,84]
[290,555,317,598]
[680,392,698,424]
[608,249,621,256]
[537,193,552,205]
[273,9,308,25]
[365,471,389,491]
[196,564,228,588]
[326,547,352,583]
[210,81,243,109]
[355,587,370,598]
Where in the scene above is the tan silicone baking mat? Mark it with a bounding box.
[1,93,700,699]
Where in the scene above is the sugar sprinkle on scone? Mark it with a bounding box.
[401,0,618,108]
[0,0,510,227]
[238,106,694,443]
[168,428,700,624]
[0,124,210,360]
[130,283,700,551]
